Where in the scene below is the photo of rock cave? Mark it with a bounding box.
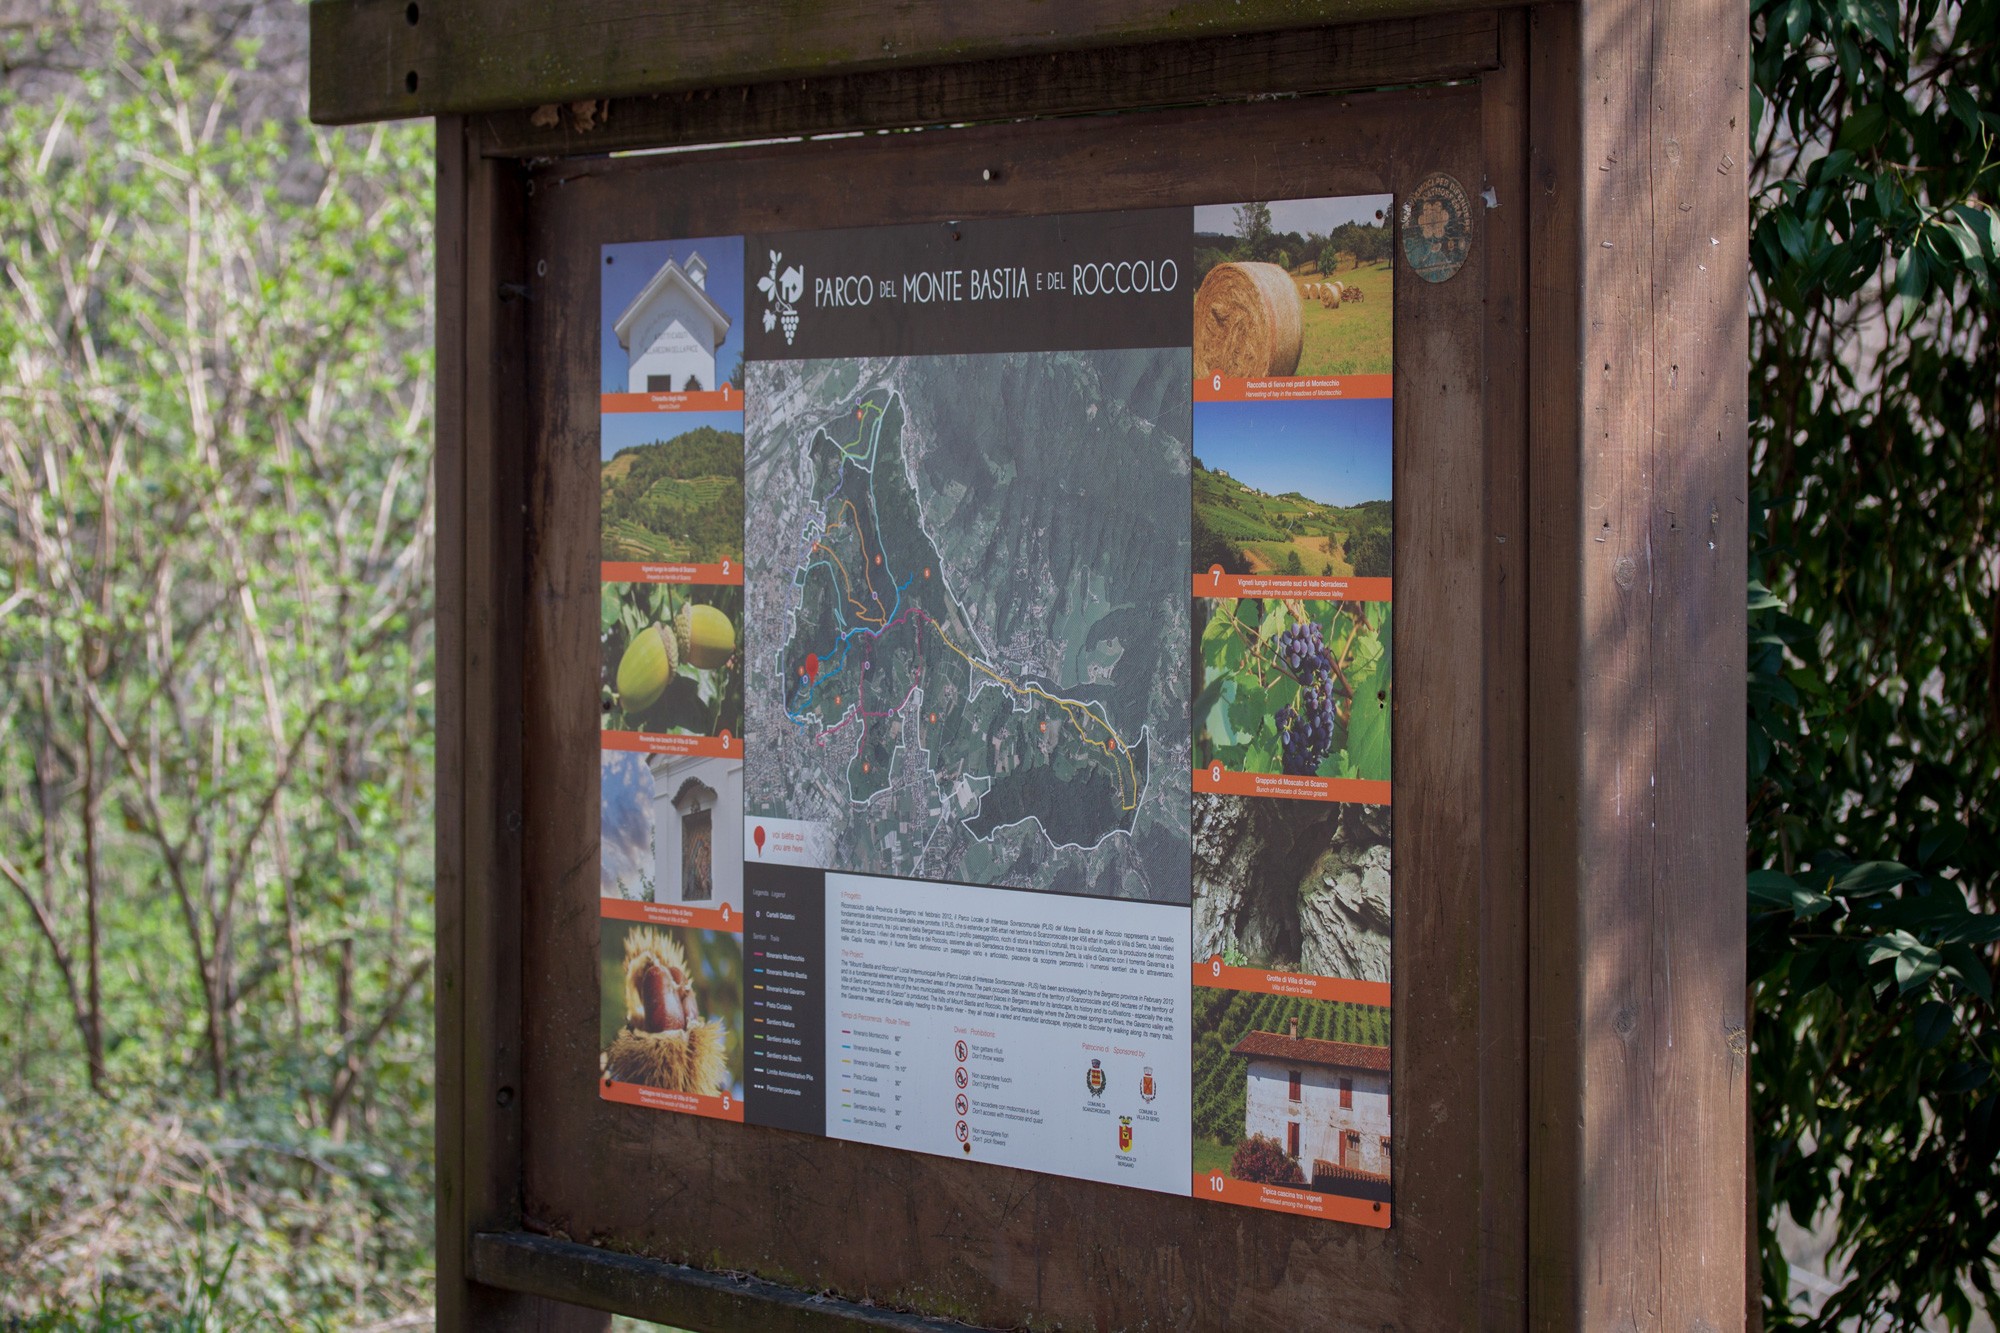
[1191,793,1389,983]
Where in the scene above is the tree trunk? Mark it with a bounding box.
[81,711,105,1094]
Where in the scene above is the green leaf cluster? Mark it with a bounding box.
[1749,0,2000,1322]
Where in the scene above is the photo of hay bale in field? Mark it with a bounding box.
[599,921,744,1098]
[1193,196,1393,379]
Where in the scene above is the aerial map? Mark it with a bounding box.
[743,351,1191,903]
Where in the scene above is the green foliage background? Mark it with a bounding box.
[0,6,436,1325]
[1745,0,2000,1324]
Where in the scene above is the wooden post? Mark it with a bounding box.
[1527,0,1750,1325]
[435,112,611,1332]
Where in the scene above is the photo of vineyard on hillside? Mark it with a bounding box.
[1193,596,1391,782]
[1193,794,1390,983]
[1192,988,1392,1201]
[1191,399,1391,578]
[601,411,744,564]
[602,581,743,737]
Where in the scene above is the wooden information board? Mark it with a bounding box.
[310,4,1750,1328]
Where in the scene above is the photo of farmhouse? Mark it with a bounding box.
[601,238,745,394]
[1192,197,1392,379]
[1191,397,1391,578]
[599,748,745,914]
[600,410,744,564]
[1193,988,1391,1201]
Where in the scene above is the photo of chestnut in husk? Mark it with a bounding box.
[599,923,744,1098]
[601,581,743,737]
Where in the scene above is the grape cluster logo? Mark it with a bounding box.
[757,249,805,344]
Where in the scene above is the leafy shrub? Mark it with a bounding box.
[1229,1134,1304,1186]
[1747,0,2000,1324]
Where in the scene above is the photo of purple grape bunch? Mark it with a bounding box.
[1193,596,1391,785]
[1273,621,1337,776]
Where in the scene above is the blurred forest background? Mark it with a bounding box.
[1,0,436,1324]
[0,0,1993,1328]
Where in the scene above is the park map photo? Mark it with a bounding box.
[743,351,1192,903]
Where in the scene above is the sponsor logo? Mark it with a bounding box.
[1086,1058,1106,1098]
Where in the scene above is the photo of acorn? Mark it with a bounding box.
[601,581,743,737]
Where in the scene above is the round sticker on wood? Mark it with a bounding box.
[1401,173,1473,283]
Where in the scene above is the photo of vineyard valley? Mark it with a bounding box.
[1191,398,1392,578]
[1192,988,1392,1201]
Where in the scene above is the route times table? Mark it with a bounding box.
[594,198,1397,1226]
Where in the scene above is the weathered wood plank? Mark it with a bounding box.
[1477,11,1532,1328]
[1526,0,1750,1322]
[437,113,612,1333]
[514,86,1517,1332]
[308,0,1526,125]
[432,108,471,1333]
[468,13,1504,157]
[1524,7,1585,1328]
[470,1232,987,1331]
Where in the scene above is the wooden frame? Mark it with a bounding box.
[354,1,1749,1326]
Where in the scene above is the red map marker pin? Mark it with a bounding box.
[803,653,820,683]
[753,825,767,856]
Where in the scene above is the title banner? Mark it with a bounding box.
[743,209,1190,360]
